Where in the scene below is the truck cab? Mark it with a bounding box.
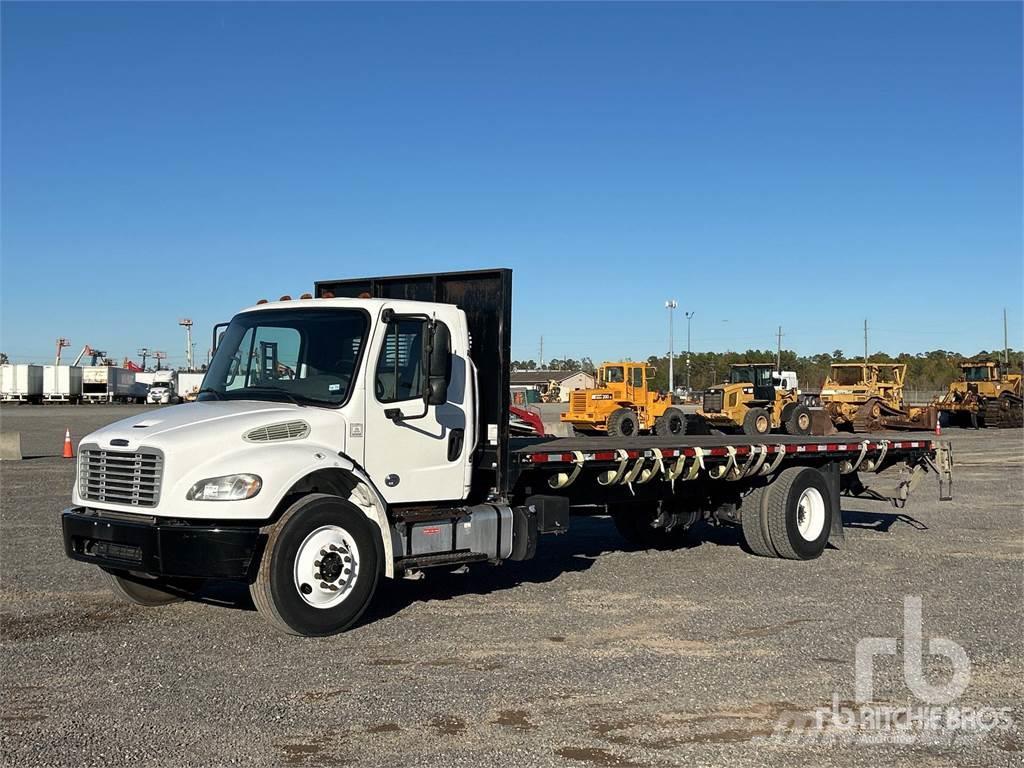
[63,271,518,636]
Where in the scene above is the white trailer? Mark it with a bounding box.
[0,364,44,403]
[82,366,140,404]
[177,372,204,401]
[43,365,83,403]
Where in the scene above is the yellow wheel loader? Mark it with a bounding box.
[560,362,685,436]
[819,363,937,433]
[697,363,811,436]
[934,361,1023,428]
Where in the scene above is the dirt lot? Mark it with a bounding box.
[1,405,1022,767]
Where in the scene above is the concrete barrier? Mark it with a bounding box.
[0,431,24,461]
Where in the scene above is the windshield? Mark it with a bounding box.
[729,366,771,386]
[200,308,368,406]
[602,366,624,384]
[831,367,864,386]
[964,366,992,382]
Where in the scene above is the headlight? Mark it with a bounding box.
[186,474,262,501]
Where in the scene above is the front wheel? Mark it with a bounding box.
[607,408,639,437]
[250,494,383,636]
[653,406,687,436]
[783,404,812,435]
[103,569,188,607]
[742,407,772,436]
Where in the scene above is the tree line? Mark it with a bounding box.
[512,349,1023,392]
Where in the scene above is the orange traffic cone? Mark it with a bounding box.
[935,418,942,437]
[63,428,74,459]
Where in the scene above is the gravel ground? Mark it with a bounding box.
[1,405,1022,767]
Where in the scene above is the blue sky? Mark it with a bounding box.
[2,2,1021,368]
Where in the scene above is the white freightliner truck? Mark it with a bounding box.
[62,270,953,636]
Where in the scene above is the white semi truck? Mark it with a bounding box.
[62,270,953,636]
[146,370,180,404]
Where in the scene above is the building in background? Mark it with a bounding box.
[510,370,596,403]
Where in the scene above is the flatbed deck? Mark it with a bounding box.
[512,433,936,463]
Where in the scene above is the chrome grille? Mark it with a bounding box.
[702,390,724,413]
[79,446,163,507]
[244,420,310,442]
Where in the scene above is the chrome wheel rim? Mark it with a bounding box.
[293,525,360,608]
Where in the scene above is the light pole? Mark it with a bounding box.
[665,300,677,393]
[685,311,695,392]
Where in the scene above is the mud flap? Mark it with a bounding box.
[823,461,844,549]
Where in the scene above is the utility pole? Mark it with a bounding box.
[138,348,149,371]
[863,319,869,364]
[179,319,194,371]
[1004,308,1009,366]
[539,336,544,369]
[55,338,70,366]
[153,351,167,371]
[685,311,695,392]
[775,326,783,372]
[665,300,678,393]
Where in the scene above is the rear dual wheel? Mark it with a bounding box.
[740,466,833,560]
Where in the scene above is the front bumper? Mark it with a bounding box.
[62,507,264,580]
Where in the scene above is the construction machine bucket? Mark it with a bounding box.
[810,408,837,436]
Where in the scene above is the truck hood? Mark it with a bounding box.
[82,400,345,454]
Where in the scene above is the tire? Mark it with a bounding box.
[607,408,639,437]
[653,406,687,436]
[250,493,383,636]
[764,466,833,560]
[742,408,771,436]
[739,484,776,557]
[610,503,693,549]
[784,404,812,436]
[104,568,186,607]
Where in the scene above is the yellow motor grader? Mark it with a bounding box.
[934,361,1023,428]
[819,363,937,432]
[697,363,812,436]
[561,362,686,436]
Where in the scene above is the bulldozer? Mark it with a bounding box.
[696,363,811,436]
[560,362,685,436]
[934,361,1023,428]
[819,363,937,432]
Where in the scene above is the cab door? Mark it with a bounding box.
[361,306,469,504]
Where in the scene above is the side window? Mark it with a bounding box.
[631,367,644,387]
[375,319,425,402]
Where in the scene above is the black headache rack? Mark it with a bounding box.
[315,268,514,500]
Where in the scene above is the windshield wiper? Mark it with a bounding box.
[242,385,306,407]
[196,387,224,400]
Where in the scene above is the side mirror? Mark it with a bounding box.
[423,320,451,406]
